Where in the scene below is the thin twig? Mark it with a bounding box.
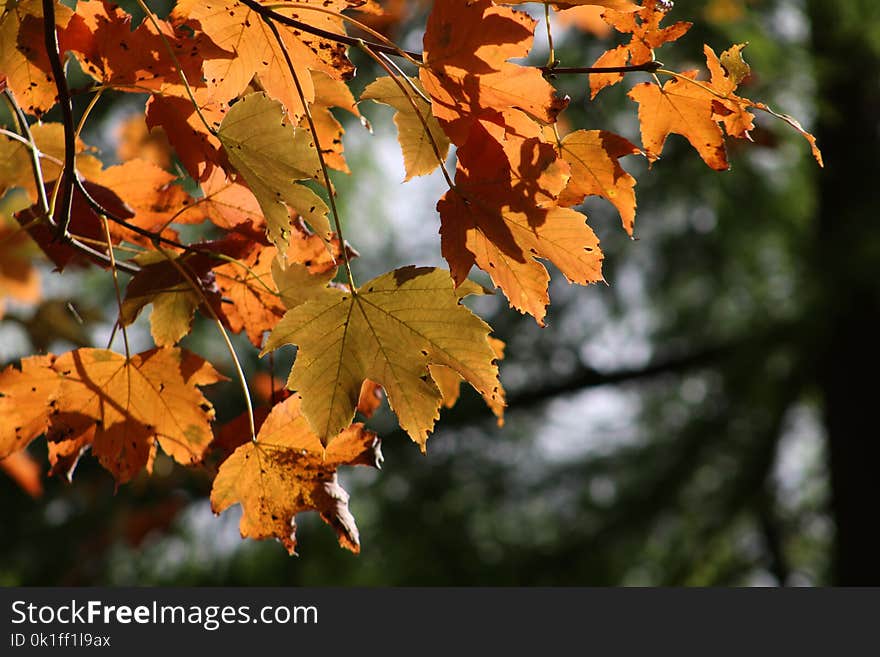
[1,91,50,217]
[101,216,131,359]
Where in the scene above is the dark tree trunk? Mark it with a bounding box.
[808,1,880,585]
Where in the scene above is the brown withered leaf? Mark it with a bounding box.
[211,395,382,554]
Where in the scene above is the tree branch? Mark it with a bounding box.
[41,0,75,238]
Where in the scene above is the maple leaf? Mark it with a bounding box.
[170,169,264,231]
[628,71,729,171]
[430,335,506,424]
[0,0,73,117]
[145,94,226,181]
[304,70,360,174]
[172,0,355,122]
[91,160,190,242]
[49,348,225,483]
[556,130,642,235]
[361,75,451,180]
[214,221,351,346]
[702,44,823,165]
[438,113,604,325]
[0,355,60,459]
[262,266,504,448]
[211,394,382,554]
[420,0,568,146]
[218,92,329,250]
[120,249,228,348]
[589,0,691,98]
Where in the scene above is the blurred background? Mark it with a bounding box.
[1,0,878,586]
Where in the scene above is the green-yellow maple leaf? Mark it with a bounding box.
[360,76,450,181]
[218,92,329,249]
[262,266,504,449]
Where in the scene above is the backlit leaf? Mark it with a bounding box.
[50,348,224,483]
[218,92,329,249]
[263,266,504,449]
[211,394,382,554]
[361,75,450,180]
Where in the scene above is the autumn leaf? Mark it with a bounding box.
[0,355,60,459]
[121,255,217,348]
[628,72,729,170]
[170,169,264,232]
[361,75,450,180]
[218,92,330,249]
[50,348,225,483]
[263,266,504,448]
[420,0,568,146]
[145,94,226,181]
[214,241,284,347]
[0,0,72,117]
[215,222,350,347]
[304,70,360,173]
[430,335,506,424]
[589,0,691,98]
[92,159,190,242]
[438,114,604,325]
[702,45,823,165]
[556,130,642,235]
[211,394,382,554]
[172,0,355,122]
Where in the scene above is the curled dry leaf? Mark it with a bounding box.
[211,394,382,554]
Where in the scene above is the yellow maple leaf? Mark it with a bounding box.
[361,75,450,180]
[262,266,504,449]
[211,394,382,554]
[218,92,329,250]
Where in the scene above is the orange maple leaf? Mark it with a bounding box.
[49,348,225,483]
[589,0,691,98]
[211,394,382,554]
[420,0,568,146]
[438,113,603,325]
[0,355,60,459]
[628,71,729,171]
[556,130,643,235]
[172,0,355,122]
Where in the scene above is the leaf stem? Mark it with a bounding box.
[544,3,556,69]
[1,90,50,218]
[101,216,131,359]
